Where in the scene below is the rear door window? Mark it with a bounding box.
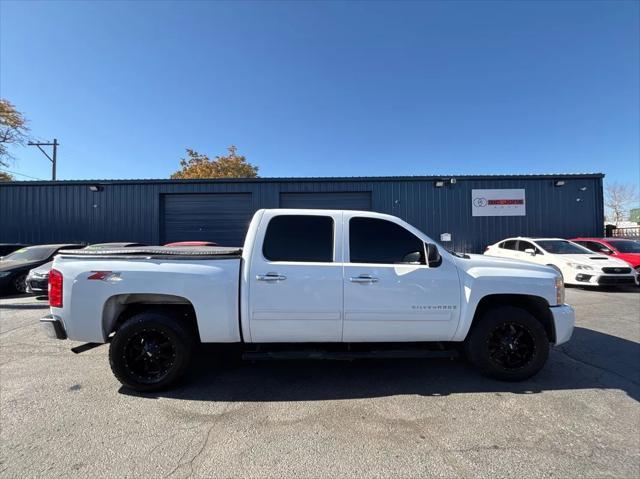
[500,240,518,250]
[262,215,334,262]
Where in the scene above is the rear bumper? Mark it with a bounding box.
[40,314,67,340]
[550,304,575,345]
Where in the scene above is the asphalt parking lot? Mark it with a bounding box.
[1,287,639,478]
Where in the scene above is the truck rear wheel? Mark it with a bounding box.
[109,311,193,392]
[464,306,549,381]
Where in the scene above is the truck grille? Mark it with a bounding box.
[602,267,632,274]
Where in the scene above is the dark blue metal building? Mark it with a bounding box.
[0,174,604,253]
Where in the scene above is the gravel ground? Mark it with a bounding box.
[1,286,639,478]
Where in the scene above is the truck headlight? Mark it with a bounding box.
[566,262,593,270]
[555,275,565,305]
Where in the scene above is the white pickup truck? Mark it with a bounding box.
[41,209,575,391]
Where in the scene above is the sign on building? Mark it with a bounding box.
[472,189,526,217]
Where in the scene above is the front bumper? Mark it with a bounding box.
[550,304,575,345]
[26,277,48,295]
[566,272,636,286]
[40,314,67,340]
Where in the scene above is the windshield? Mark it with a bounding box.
[2,246,55,262]
[536,240,593,254]
[608,240,640,253]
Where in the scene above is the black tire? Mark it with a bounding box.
[109,311,194,392]
[12,274,27,294]
[464,305,549,381]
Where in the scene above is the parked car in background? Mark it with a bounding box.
[164,241,219,247]
[485,237,636,287]
[0,244,27,258]
[571,238,640,285]
[0,244,83,294]
[26,242,145,296]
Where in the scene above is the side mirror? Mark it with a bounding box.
[400,251,423,264]
[524,248,536,256]
[600,248,612,255]
[425,243,442,267]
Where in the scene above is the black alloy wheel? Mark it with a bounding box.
[464,305,549,381]
[123,329,177,383]
[13,274,27,294]
[487,322,536,371]
[109,312,194,391]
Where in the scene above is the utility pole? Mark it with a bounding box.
[27,138,58,180]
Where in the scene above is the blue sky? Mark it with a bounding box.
[1,0,638,184]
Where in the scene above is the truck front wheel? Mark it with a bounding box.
[109,311,193,392]
[464,306,549,381]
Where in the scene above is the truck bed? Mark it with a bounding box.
[57,246,243,259]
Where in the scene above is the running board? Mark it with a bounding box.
[242,349,458,361]
[71,343,104,354]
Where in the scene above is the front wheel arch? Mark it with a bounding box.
[469,294,555,343]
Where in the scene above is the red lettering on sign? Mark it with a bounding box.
[488,199,524,205]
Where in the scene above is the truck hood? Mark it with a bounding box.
[453,253,557,276]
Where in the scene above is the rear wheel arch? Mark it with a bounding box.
[470,294,555,343]
[102,294,200,342]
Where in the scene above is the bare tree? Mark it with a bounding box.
[605,182,639,225]
[0,99,29,167]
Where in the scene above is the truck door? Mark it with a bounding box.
[342,215,461,342]
[247,211,344,342]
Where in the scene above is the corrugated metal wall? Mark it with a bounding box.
[0,175,604,253]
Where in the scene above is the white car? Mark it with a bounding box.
[485,237,636,287]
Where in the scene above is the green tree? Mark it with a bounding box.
[171,146,258,179]
[0,99,29,167]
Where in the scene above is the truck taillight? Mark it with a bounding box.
[49,269,63,308]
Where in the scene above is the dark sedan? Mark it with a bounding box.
[0,244,83,295]
[0,244,27,258]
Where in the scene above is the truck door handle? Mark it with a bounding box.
[349,274,379,283]
[256,272,287,281]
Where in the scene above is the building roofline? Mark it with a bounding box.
[0,173,605,186]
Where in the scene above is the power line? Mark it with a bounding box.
[0,168,46,181]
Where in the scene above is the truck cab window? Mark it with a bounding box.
[349,217,425,264]
[262,215,334,262]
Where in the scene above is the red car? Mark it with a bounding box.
[163,241,218,247]
[571,237,640,273]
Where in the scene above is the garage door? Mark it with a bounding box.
[280,192,371,210]
[162,193,254,246]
